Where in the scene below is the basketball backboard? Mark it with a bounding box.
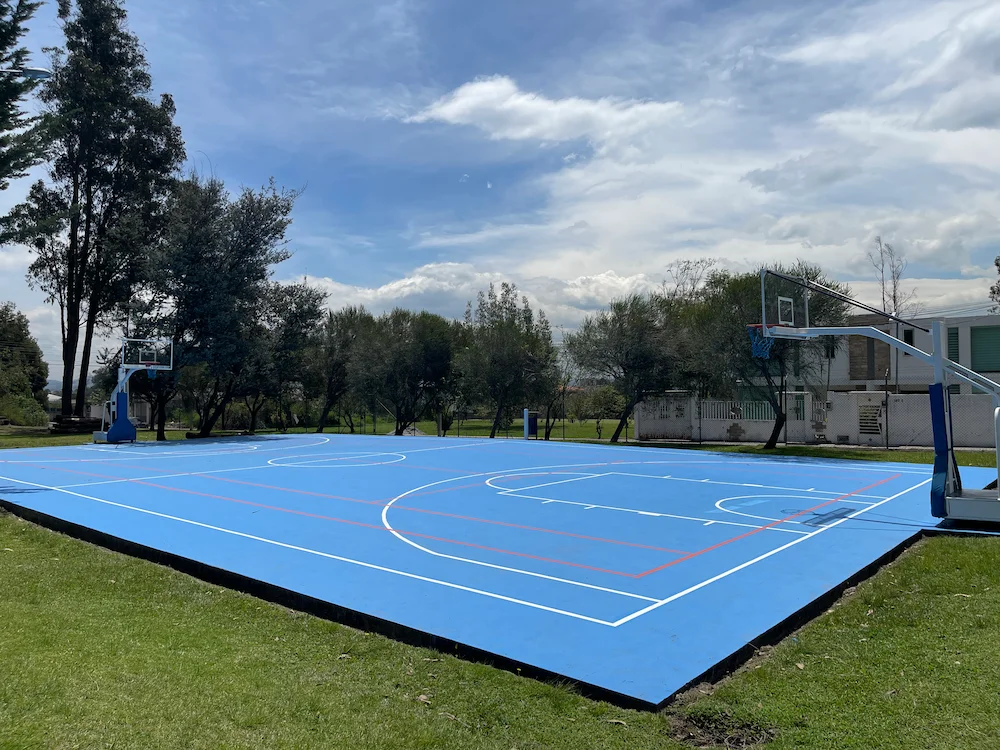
[121,338,173,371]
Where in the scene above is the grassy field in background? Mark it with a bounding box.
[642,442,998,468]
[3,511,1000,748]
[2,421,996,471]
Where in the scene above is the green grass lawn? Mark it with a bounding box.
[0,428,189,450]
[638,442,998,469]
[415,418,613,441]
[3,511,1000,748]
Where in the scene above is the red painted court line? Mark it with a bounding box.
[132,480,637,577]
[26,462,683,570]
[206,475,690,555]
[633,474,902,578]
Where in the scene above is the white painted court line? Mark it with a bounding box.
[525,440,936,475]
[609,471,891,501]
[484,473,606,493]
[51,441,499,488]
[2,452,935,628]
[714,494,836,527]
[1,436,334,463]
[484,471,810,533]
[267,452,407,468]
[0,473,624,626]
[610,478,934,627]
[52,463,284,489]
[498,492,810,534]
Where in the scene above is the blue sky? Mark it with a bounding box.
[2,0,999,369]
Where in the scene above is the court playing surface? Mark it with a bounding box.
[1,435,988,707]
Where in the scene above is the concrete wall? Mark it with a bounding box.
[635,392,816,444]
[636,391,997,448]
[825,391,996,448]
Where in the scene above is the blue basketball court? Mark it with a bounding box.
[1,435,990,707]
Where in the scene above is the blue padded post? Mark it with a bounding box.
[106,389,137,444]
[929,383,949,518]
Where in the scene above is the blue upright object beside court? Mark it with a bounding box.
[0,435,986,707]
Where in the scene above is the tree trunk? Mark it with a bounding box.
[59,320,79,416]
[544,397,559,440]
[489,401,504,439]
[610,401,637,443]
[199,378,234,436]
[74,307,98,416]
[764,411,786,449]
[316,403,330,433]
[155,397,167,441]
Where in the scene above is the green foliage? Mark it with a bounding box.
[0,392,46,425]
[0,300,46,403]
[306,306,372,433]
[0,0,48,191]
[137,174,306,437]
[459,282,555,439]
[589,384,625,419]
[352,309,455,436]
[238,282,326,432]
[690,262,850,448]
[564,294,673,442]
[0,301,48,425]
[5,0,185,416]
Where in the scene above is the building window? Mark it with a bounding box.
[971,326,1000,372]
[948,327,959,361]
[903,328,914,355]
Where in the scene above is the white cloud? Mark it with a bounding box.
[407,75,682,145]
[0,246,31,273]
[396,0,1000,299]
[298,263,662,330]
[849,276,995,316]
[921,78,1000,130]
[777,0,987,66]
[743,149,873,193]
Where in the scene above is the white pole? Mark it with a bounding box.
[802,276,810,329]
[994,408,1000,491]
[523,408,529,440]
[760,269,768,333]
[931,321,945,385]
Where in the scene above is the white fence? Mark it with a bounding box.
[634,391,817,444]
[635,391,997,448]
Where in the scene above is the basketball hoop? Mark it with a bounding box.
[747,324,776,359]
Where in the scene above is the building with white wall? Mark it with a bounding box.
[822,313,1000,394]
[635,313,1000,447]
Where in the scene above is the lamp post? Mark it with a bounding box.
[0,67,51,80]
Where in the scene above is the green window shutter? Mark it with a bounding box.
[947,328,959,361]
[971,326,1000,372]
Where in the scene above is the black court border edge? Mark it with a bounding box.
[1,497,996,713]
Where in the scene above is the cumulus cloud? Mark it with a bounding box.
[296,262,662,330]
[397,0,1000,298]
[406,75,682,145]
